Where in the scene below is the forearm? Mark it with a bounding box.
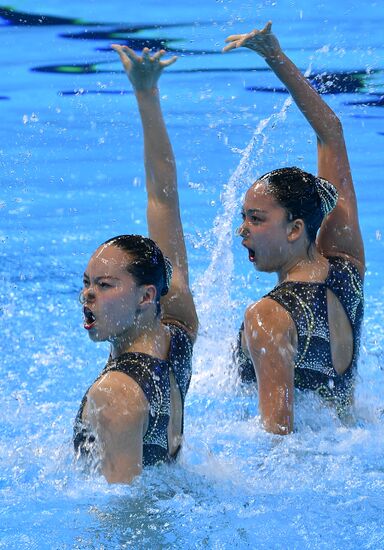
[258,375,294,435]
[134,87,192,293]
[135,88,178,203]
[224,24,342,144]
[264,49,342,144]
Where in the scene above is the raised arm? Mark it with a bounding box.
[112,46,198,339]
[224,22,365,276]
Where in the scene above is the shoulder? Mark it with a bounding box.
[162,319,195,348]
[87,371,149,430]
[327,254,365,281]
[243,298,296,382]
[245,297,294,333]
[244,297,295,351]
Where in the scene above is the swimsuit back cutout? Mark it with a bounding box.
[235,257,364,411]
[74,323,193,467]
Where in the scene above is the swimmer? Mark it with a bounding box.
[223,22,365,434]
[73,47,198,483]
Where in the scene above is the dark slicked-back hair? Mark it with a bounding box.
[258,166,338,242]
[102,234,172,315]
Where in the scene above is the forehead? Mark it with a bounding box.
[243,181,278,209]
[85,244,131,276]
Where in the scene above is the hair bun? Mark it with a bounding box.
[314,177,338,217]
[161,256,173,296]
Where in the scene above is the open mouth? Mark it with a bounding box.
[243,242,256,262]
[248,248,256,262]
[83,307,96,330]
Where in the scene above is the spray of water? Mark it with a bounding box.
[193,95,293,382]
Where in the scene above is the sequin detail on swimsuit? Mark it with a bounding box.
[234,257,364,410]
[73,323,193,467]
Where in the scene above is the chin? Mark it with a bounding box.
[254,262,274,274]
[252,260,264,272]
[87,330,106,342]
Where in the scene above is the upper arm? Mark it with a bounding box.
[147,197,198,342]
[316,123,365,275]
[86,371,149,484]
[136,90,198,340]
[244,298,296,435]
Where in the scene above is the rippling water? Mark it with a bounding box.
[1,1,384,548]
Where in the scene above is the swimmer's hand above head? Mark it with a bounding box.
[111,45,178,91]
[222,21,282,59]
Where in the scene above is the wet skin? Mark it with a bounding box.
[82,244,143,344]
[239,182,294,275]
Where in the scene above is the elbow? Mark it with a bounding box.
[263,419,293,436]
[262,406,294,435]
[102,460,142,484]
[314,106,344,146]
[188,313,199,343]
[330,114,343,135]
[321,112,343,143]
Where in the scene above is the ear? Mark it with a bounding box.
[138,284,157,310]
[287,218,305,243]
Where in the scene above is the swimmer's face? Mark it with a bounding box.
[81,244,143,343]
[237,181,292,272]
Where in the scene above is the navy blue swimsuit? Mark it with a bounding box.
[74,323,193,467]
[234,257,364,412]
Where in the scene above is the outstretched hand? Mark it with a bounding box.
[223,21,281,58]
[111,45,177,91]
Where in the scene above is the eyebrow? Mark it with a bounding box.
[83,274,120,281]
[243,208,267,215]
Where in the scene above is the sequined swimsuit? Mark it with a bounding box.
[73,323,193,467]
[235,257,364,411]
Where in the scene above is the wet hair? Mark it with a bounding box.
[258,167,338,242]
[102,234,173,315]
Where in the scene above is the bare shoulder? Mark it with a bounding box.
[87,371,149,429]
[324,252,365,280]
[243,297,297,397]
[245,297,294,338]
[161,285,198,343]
[244,297,296,362]
[161,316,197,343]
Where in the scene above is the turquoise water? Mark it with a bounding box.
[1,1,384,548]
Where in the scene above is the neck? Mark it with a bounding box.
[109,315,165,359]
[278,245,327,283]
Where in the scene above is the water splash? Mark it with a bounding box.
[193,95,293,380]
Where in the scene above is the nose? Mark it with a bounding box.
[235,222,249,237]
[79,287,95,304]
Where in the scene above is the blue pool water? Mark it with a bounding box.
[1,1,384,548]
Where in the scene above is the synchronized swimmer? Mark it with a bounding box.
[73,21,364,482]
[225,22,364,434]
[74,46,198,484]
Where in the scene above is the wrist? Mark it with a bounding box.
[134,86,159,97]
[263,50,287,69]
[261,46,284,62]
[133,86,160,103]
